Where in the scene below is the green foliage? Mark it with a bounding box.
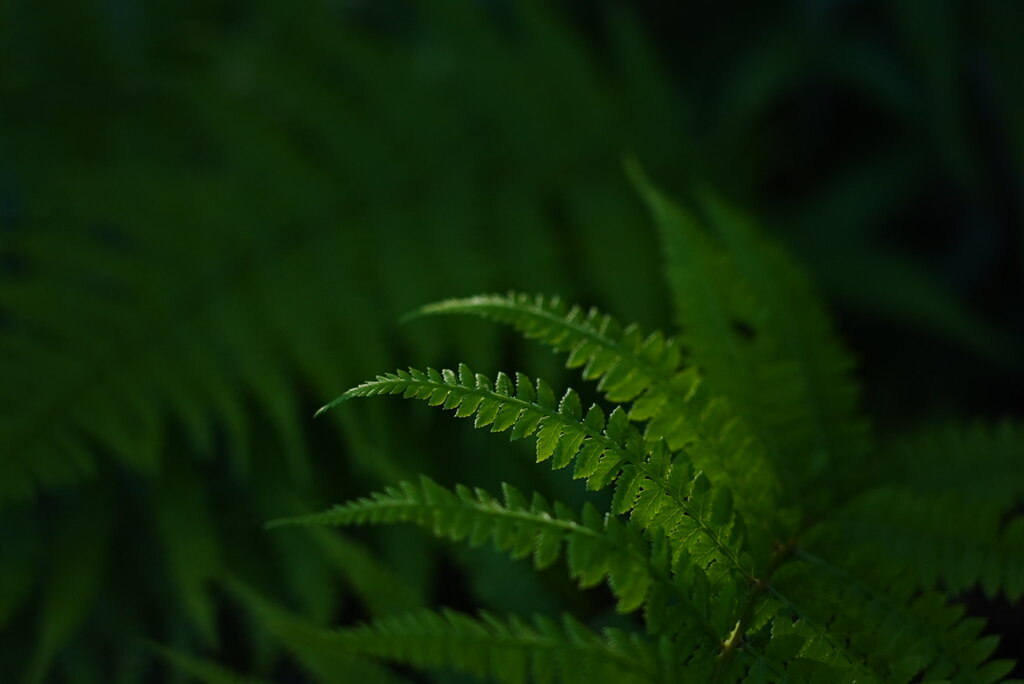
[2,1,1022,681]
[276,177,1024,683]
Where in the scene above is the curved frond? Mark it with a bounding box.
[409,295,788,528]
[410,293,683,402]
[272,475,718,633]
[324,608,681,684]
[316,366,761,590]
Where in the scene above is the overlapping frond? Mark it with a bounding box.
[411,293,683,403]
[323,608,678,684]
[273,474,717,632]
[770,549,1017,684]
[316,366,758,590]
[811,421,1024,601]
[410,297,787,532]
[828,486,1024,601]
[630,165,870,512]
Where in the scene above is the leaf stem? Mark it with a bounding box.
[709,538,796,684]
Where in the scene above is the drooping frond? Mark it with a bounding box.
[316,366,760,593]
[407,300,788,530]
[322,608,681,684]
[271,475,714,631]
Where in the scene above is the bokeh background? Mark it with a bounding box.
[1,0,1022,681]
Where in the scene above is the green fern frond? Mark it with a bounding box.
[885,421,1024,513]
[831,486,1024,601]
[323,608,682,684]
[315,366,759,589]
[403,302,788,531]
[698,195,871,491]
[272,475,715,628]
[316,364,638,489]
[630,165,870,511]
[774,549,1017,683]
[817,422,1024,601]
[410,293,683,403]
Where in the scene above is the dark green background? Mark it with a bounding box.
[1,0,1021,681]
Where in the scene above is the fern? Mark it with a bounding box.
[275,176,1024,683]
[0,3,698,680]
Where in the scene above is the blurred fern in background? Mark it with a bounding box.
[0,0,1021,681]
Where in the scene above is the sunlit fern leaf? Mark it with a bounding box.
[320,608,679,684]
[411,296,788,534]
[410,293,684,403]
[145,643,269,684]
[271,474,715,627]
[316,366,760,590]
[225,579,405,684]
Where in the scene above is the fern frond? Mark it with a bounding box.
[412,293,789,530]
[831,486,1024,601]
[700,195,871,493]
[410,293,683,403]
[772,547,1017,683]
[885,421,1024,514]
[272,475,715,632]
[324,608,682,684]
[317,366,760,590]
[317,364,636,489]
[630,165,870,510]
[818,422,1024,600]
